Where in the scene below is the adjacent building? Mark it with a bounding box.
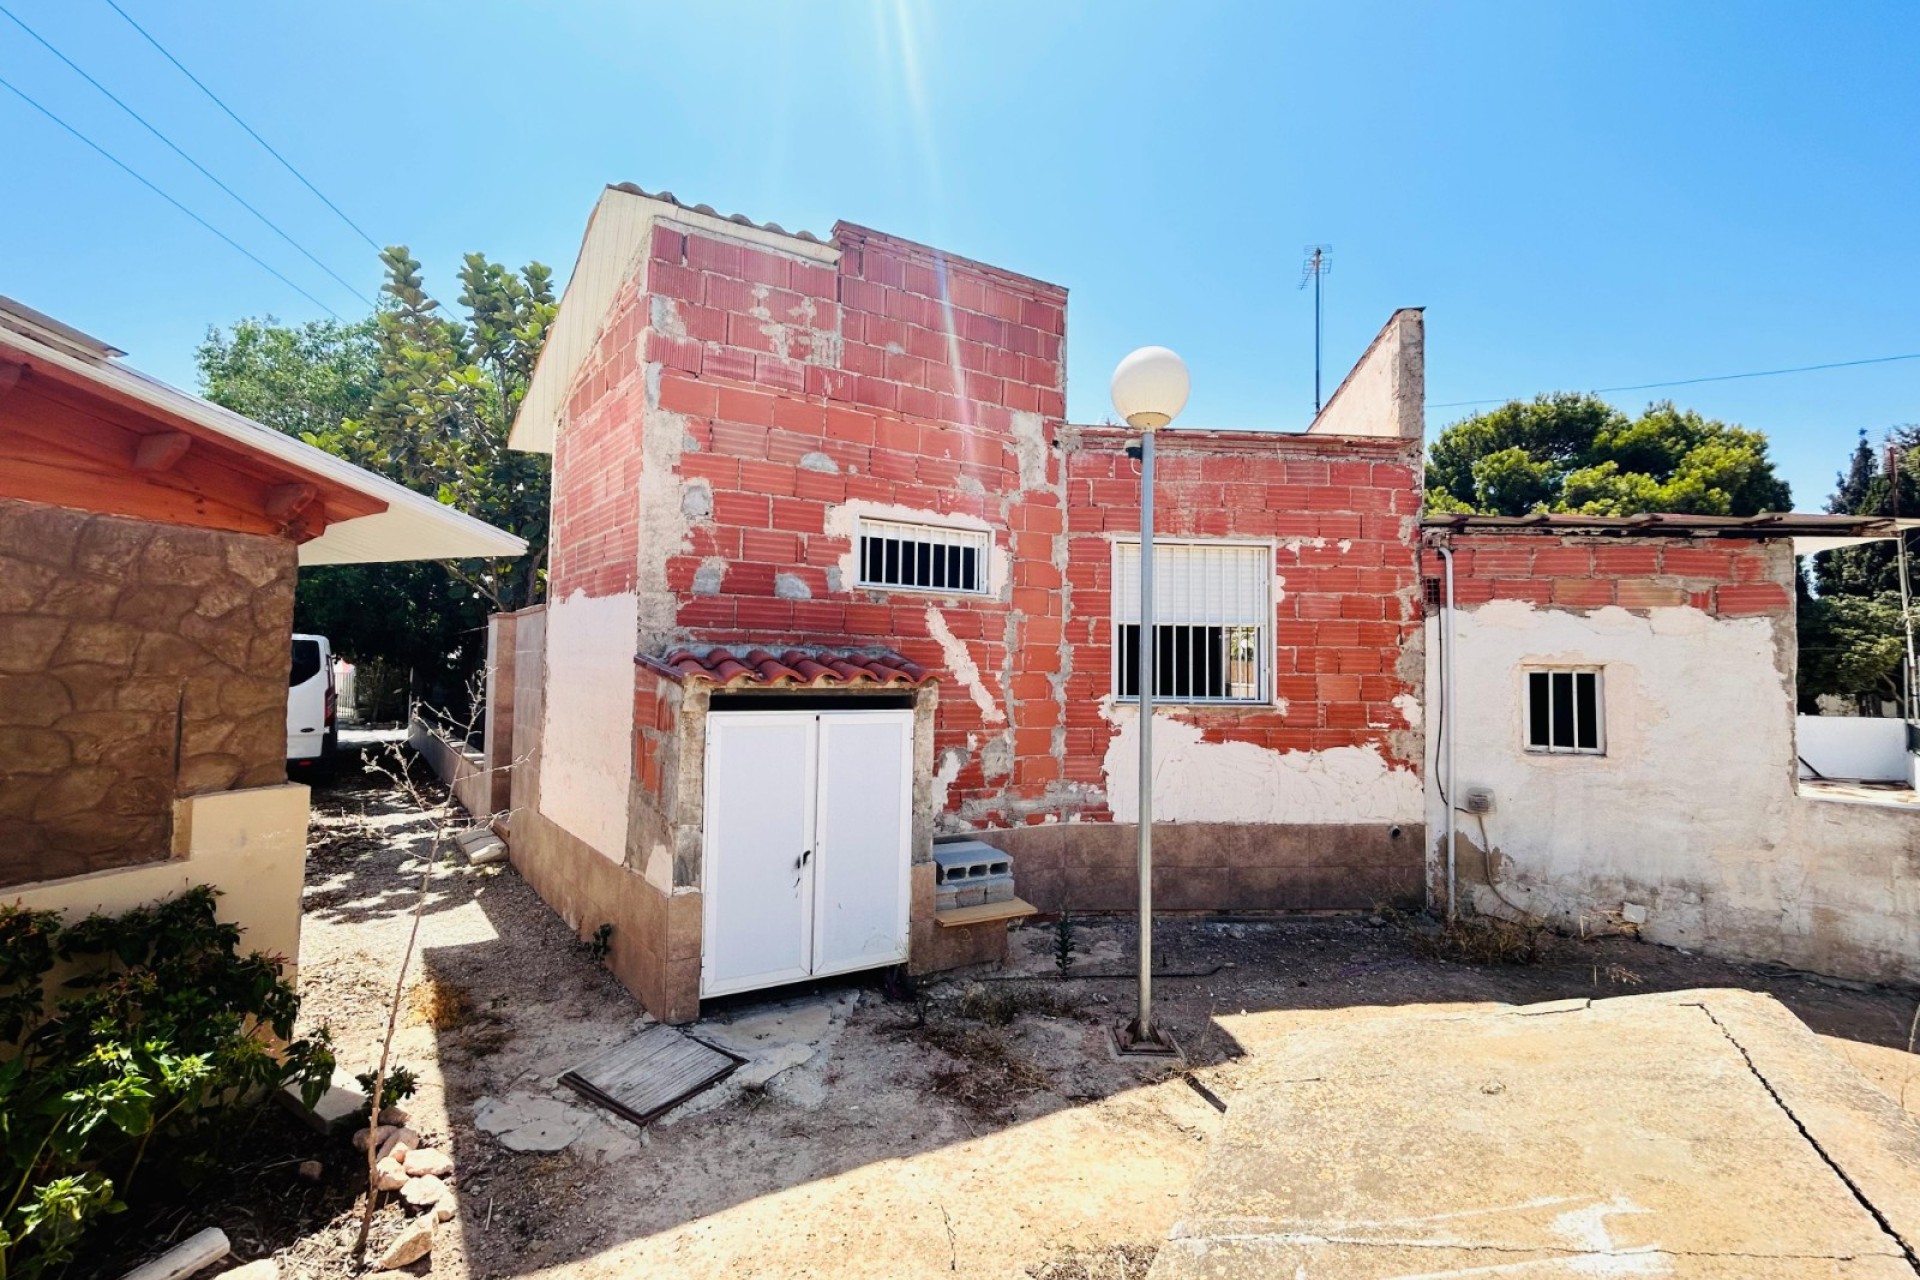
[0,295,523,969]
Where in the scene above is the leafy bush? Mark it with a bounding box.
[0,887,333,1280]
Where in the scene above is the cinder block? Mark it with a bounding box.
[932,840,1014,885]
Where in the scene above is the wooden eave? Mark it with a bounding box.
[0,344,386,542]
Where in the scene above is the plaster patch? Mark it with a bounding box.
[635,381,694,647]
[680,481,712,520]
[774,572,811,601]
[692,560,725,595]
[1102,709,1423,824]
[798,451,839,474]
[1010,411,1049,492]
[1392,693,1422,730]
[924,606,1005,724]
[930,746,966,815]
[980,732,1013,779]
[641,842,673,892]
[539,589,637,861]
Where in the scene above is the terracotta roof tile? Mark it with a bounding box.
[644,645,932,690]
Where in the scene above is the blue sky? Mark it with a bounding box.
[2,1,1914,508]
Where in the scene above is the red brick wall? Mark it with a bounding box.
[1062,431,1426,817]
[1424,535,1794,617]
[549,272,650,602]
[638,219,1074,827]
[545,209,1427,836]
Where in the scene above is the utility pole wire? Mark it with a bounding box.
[0,1,372,307]
[0,72,345,319]
[1430,352,1920,411]
[102,0,384,254]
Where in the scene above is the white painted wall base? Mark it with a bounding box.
[11,783,310,974]
[539,589,638,861]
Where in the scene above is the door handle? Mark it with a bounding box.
[795,849,811,869]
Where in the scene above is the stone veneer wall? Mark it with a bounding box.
[0,498,295,887]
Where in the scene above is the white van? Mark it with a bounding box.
[287,633,337,771]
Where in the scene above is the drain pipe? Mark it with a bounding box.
[1435,540,1459,921]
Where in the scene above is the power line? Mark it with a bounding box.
[0,71,345,318]
[0,0,372,307]
[1430,351,1920,411]
[102,0,383,254]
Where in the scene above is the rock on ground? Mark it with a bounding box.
[401,1174,450,1209]
[375,1217,434,1271]
[402,1146,454,1178]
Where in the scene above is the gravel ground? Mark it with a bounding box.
[271,751,1920,1279]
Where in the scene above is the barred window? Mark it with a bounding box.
[1526,668,1604,754]
[857,518,990,594]
[1113,541,1271,704]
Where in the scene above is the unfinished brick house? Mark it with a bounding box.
[504,185,1428,1021]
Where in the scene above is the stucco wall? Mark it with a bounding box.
[1428,534,1919,983]
[0,498,295,886]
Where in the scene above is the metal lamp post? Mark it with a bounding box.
[1109,346,1190,1048]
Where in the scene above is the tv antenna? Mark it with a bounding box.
[1300,245,1332,413]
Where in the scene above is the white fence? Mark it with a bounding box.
[1796,715,1911,783]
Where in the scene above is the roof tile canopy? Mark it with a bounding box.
[646,646,932,689]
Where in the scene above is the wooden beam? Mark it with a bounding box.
[17,371,388,520]
[132,430,192,472]
[0,433,279,536]
[265,482,317,520]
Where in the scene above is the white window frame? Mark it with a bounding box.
[1524,666,1606,755]
[1110,538,1273,706]
[854,517,992,596]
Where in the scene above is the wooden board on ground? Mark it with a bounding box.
[934,897,1038,928]
[559,1024,745,1127]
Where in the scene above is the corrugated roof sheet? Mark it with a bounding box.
[1421,512,1906,539]
[643,646,933,689]
[607,183,827,243]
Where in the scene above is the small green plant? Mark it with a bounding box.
[0,888,332,1280]
[1052,911,1078,975]
[353,1064,419,1116]
[586,922,614,962]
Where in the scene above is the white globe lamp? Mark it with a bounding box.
[1110,346,1190,431]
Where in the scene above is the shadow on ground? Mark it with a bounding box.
[284,760,1920,1280]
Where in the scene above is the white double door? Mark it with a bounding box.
[701,708,913,998]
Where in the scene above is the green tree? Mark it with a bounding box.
[193,316,377,440]
[1426,393,1792,517]
[295,248,555,612]
[197,248,553,715]
[1798,428,1920,713]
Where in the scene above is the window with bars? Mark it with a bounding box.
[1525,668,1604,754]
[1112,541,1271,704]
[856,518,991,595]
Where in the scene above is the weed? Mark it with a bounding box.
[408,974,477,1030]
[1389,909,1543,965]
[957,982,1078,1026]
[1053,910,1078,975]
[900,1010,1051,1119]
[1596,962,1644,987]
[585,922,614,962]
[1026,1242,1159,1279]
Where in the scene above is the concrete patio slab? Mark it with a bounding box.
[1152,989,1920,1279]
